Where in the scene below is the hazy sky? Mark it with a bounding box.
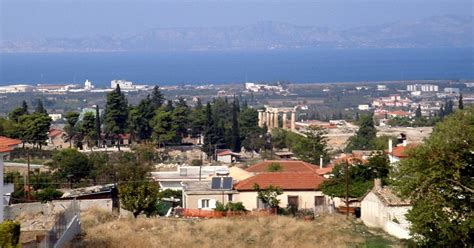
[1,0,472,40]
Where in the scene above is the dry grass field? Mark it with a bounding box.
[69,208,404,248]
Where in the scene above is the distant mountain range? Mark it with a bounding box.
[1,15,472,52]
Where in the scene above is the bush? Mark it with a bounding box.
[33,187,63,203]
[215,201,227,212]
[226,202,246,212]
[0,221,21,248]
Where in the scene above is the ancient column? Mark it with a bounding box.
[282,112,288,129]
[291,111,296,131]
[273,111,279,129]
[258,110,263,127]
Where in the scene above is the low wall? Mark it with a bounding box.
[5,199,113,220]
[183,209,224,218]
[384,221,411,240]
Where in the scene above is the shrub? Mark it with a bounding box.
[215,201,227,212]
[33,187,63,203]
[226,202,246,212]
[0,221,21,248]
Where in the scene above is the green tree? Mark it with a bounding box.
[190,98,206,140]
[119,181,160,218]
[393,107,474,246]
[150,85,165,109]
[415,104,422,118]
[345,113,377,152]
[129,97,154,142]
[173,97,190,139]
[8,101,28,123]
[202,102,218,159]
[34,99,47,114]
[48,148,91,184]
[64,112,80,148]
[104,85,129,150]
[0,221,20,248]
[459,94,464,110]
[254,184,283,209]
[33,187,63,203]
[152,107,180,146]
[293,126,329,164]
[19,113,52,149]
[95,104,102,146]
[80,112,96,149]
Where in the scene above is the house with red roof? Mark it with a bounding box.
[245,160,332,176]
[216,150,241,164]
[386,139,417,164]
[0,136,22,222]
[48,128,67,149]
[234,171,327,211]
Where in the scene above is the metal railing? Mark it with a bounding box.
[39,199,80,248]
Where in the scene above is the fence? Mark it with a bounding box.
[38,199,81,248]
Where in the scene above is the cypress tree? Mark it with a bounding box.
[35,99,47,114]
[150,85,165,109]
[104,85,129,151]
[459,94,464,110]
[202,103,216,160]
[95,105,102,147]
[21,100,29,114]
[230,99,241,152]
[415,104,422,118]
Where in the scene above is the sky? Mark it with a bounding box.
[1,0,472,40]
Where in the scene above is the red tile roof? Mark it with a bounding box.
[48,129,63,138]
[234,172,325,191]
[0,136,22,153]
[246,160,332,176]
[246,160,318,173]
[217,150,240,156]
[387,144,416,158]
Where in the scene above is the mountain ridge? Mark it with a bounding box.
[1,15,472,53]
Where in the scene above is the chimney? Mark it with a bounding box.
[374,178,382,190]
[319,155,323,169]
[388,139,393,153]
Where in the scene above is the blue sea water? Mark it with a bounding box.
[0,48,473,87]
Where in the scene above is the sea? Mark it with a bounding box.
[0,48,473,87]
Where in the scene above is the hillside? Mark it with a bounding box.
[1,15,472,53]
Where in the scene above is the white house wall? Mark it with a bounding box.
[236,191,326,211]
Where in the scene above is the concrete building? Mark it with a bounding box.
[406,84,438,92]
[361,180,412,239]
[245,82,284,93]
[444,87,460,94]
[0,136,22,222]
[84,80,94,91]
[377,85,387,91]
[111,79,134,90]
[182,180,238,210]
[358,104,371,111]
[372,95,412,108]
[151,166,229,190]
[216,150,240,164]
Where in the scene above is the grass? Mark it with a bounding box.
[71,208,405,248]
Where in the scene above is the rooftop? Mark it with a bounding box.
[372,187,411,207]
[234,172,325,191]
[0,136,22,153]
[182,181,236,194]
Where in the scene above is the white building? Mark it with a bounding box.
[358,104,371,111]
[407,84,438,92]
[361,180,412,239]
[84,80,94,90]
[444,87,460,94]
[0,84,34,93]
[377,85,387,91]
[48,113,63,122]
[111,80,134,90]
[245,82,284,93]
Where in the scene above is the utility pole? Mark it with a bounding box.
[27,148,31,201]
[344,162,349,217]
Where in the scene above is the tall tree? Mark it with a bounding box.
[95,105,102,147]
[34,99,47,114]
[458,94,464,110]
[173,97,190,139]
[293,126,329,164]
[8,101,29,123]
[345,113,377,152]
[152,107,179,146]
[104,85,129,150]
[230,99,241,152]
[415,104,422,118]
[393,107,473,246]
[129,97,154,142]
[190,98,206,141]
[80,112,96,149]
[150,85,165,109]
[202,102,217,159]
[19,113,52,149]
[64,112,80,148]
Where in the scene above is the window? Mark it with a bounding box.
[288,196,299,209]
[228,194,233,202]
[315,196,325,206]
[201,199,210,208]
[257,197,268,209]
